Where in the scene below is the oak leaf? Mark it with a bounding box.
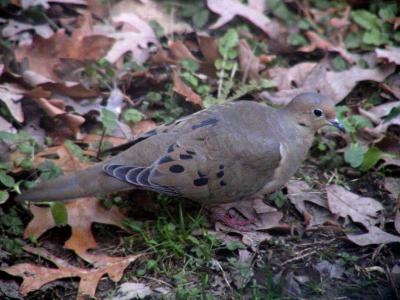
[326,185,383,227]
[2,246,142,300]
[23,144,126,254]
[346,226,400,246]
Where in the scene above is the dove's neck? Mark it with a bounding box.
[276,108,315,161]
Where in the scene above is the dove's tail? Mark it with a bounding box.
[15,162,132,202]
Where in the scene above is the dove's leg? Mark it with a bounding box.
[210,207,255,232]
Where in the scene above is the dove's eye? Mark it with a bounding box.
[313,109,323,117]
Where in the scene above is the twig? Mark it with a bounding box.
[281,249,317,266]
[96,128,107,159]
[213,259,232,289]
[142,276,174,288]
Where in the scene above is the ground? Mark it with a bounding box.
[0,0,399,299]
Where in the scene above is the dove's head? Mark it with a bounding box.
[285,92,345,133]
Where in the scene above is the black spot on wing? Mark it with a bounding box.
[169,165,184,173]
[216,171,224,178]
[179,154,192,160]
[191,118,218,130]
[194,177,208,186]
[219,164,224,169]
[220,180,227,186]
[186,150,196,155]
[159,156,174,164]
[167,144,175,153]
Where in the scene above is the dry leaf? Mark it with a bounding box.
[207,0,272,36]
[238,39,260,82]
[112,282,153,300]
[111,0,192,35]
[247,0,266,11]
[172,70,203,106]
[347,226,400,246]
[261,60,395,106]
[23,145,126,254]
[2,246,142,300]
[32,98,85,136]
[287,180,332,227]
[326,185,383,227]
[2,20,53,44]
[0,83,26,123]
[395,209,400,235]
[314,260,345,279]
[20,0,86,9]
[268,62,317,91]
[383,177,400,199]
[14,14,113,97]
[369,102,399,119]
[375,47,400,65]
[211,198,286,249]
[299,31,355,63]
[25,199,125,254]
[0,116,16,133]
[103,13,158,64]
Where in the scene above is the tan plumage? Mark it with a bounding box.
[16,93,344,204]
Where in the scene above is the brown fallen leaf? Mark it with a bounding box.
[111,0,192,35]
[380,156,400,169]
[16,18,113,81]
[396,210,400,236]
[19,0,86,9]
[268,62,317,91]
[346,226,400,246]
[287,180,333,228]
[2,245,142,300]
[207,0,273,36]
[369,102,400,119]
[0,116,16,133]
[375,47,400,65]
[261,60,395,106]
[103,13,158,64]
[247,0,266,11]
[384,177,400,200]
[238,39,260,82]
[23,144,126,254]
[211,198,287,249]
[14,14,113,97]
[197,34,220,64]
[326,185,383,228]
[31,98,85,137]
[150,36,219,77]
[25,198,125,254]
[299,31,355,64]
[2,20,53,45]
[0,83,25,123]
[329,6,351,30]
[172,70,203,107]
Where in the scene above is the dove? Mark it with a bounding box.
[16,92,344,229]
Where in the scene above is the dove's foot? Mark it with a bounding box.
[211,208,255,232]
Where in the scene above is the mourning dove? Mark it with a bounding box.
[17,93,344,227]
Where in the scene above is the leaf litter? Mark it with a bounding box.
[0,0,399,298]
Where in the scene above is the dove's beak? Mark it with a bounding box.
[329,119,346,133]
